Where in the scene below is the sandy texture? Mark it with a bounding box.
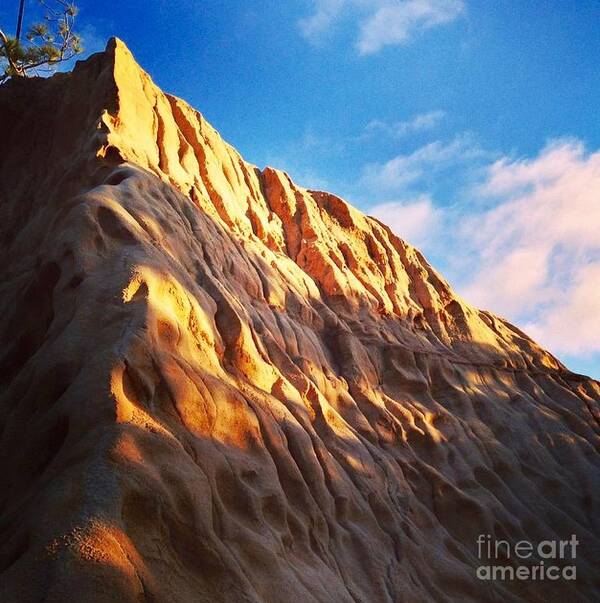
[0,39,598,602]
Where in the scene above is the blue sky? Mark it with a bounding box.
[3,1,599,378]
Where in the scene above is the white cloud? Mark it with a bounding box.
[369,195,442,247]
[360,133,485,192]
[364,110,445,138]
[267,124,600,366]
[457,140,600,355]
[357,0,465,54]
[460,244,553,316]
[364,138,600,359]
[299,0,465,53]
[299,0,346,40]
[524,263,600,356]
[482,139,589,196]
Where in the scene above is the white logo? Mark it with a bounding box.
[476,534,578,581]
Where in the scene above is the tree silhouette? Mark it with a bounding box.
[0,0,82,83]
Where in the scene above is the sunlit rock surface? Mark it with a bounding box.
[0,39,598,602]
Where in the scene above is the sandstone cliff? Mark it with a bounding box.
[0,39,598,602]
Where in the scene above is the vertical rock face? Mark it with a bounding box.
[0,39,598,603]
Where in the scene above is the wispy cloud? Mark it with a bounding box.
[458,139,600,355]
[369,195,442,248]
[368,138,600,358]
[266,122,600,366]
[357,0,465,54]
[359,132,487,192]
[363,110,446,139]
[299,0,465,54]
[523,263,600,357]
[299,0,346,41]
[263,126,341,190]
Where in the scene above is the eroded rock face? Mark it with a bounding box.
[0,39,598,603]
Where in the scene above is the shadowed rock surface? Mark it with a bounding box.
[0,39,598,602]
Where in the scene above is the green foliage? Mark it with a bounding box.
[0,1,82,83]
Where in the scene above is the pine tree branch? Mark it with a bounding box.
[0,28,25,78]
[1,2,82,81]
